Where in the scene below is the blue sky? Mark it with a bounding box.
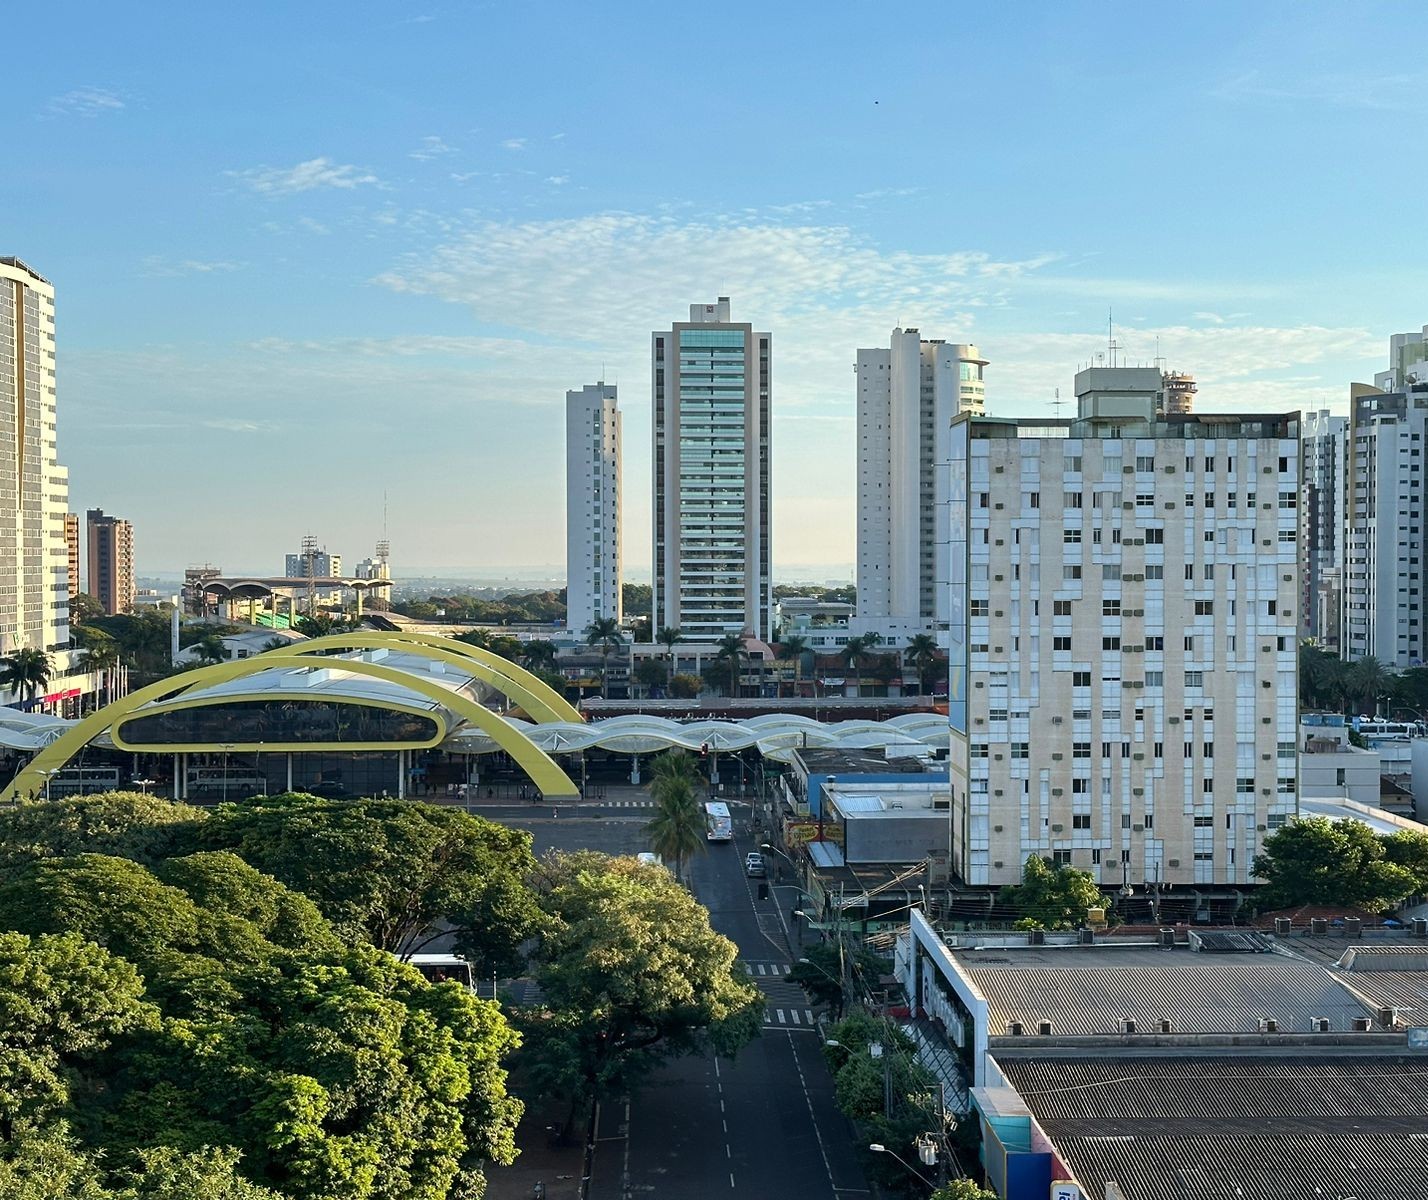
[6,1,1422,575]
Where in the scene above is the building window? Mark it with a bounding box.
[1185,671,1204,687]
[1053,850,1072,866]
[1103,600,1121,616]
[1194,601,1214,616]
[1073,671,1091,687]
[1054,636,1072,651]
[1054,600,1072,616]
[1072,814,1092,829]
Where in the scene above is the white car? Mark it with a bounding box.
[744,852,766,878]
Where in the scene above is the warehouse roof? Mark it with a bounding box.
[961,948,1370,1035]
[996,1055,1428,1200]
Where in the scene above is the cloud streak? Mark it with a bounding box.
[229,157,381,195]
[45,87,125,117]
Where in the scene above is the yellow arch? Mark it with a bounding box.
[291,632,582,724]
[5,654,580,803]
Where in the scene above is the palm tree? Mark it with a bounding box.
[81,639,119,706]
[1,647,53,709]
[1347,655,1391,717]
[522,639,559,673]
[776,634,809,698]
[715,633,745,698]
[840,634,872,697]
[644,778,705,885]
[656,626,682,687]
[585,617,625,699]
[905,633,942,696]
[193,633,229,665]
[646,751,706,883]
[455,627,491,650]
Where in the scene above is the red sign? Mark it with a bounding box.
[41,688,81,703]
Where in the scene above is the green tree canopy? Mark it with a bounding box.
[1382,829,1428,893]
[1251,817,1419,911]
[0,792,207,873]
[932,1182,999,1200]
[0,851,522,1200]
[668,673,701,699]
[197,793,543,975]
[518,852,762,1129]
[998,856,1103,930]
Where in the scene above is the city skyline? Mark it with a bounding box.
[4,2,1422,572]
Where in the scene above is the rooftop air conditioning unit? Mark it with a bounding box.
[1413,918,1428,939]
[1274,917,1293,936]
[1159,928,1175,949]
[1120,1018,1137,1034]
[1378,1007,1396,1029]
[1006,1021,1024,1036]
[1311,918,1328,934]
[1259,1018,1278,1033]
[1352,1017,1373,1033]
[1038,1020,1054,1036]
[1079,928,1095,945]
[1029,930,1046,946]
[1156,1019,1172,1034]
[1310,1017,1329,1033]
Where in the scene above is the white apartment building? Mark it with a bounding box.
[1301,409,1347,649]
[853,330,986,644]
[0,256,70,658]
[1344,379,1428,666]
[652,297,771,640]
[565,382,621,633]
[284,548,341,578]
[947,375,1301,891]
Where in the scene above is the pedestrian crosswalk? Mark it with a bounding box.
[600,799,653,808]
[744,961,792,977]
[765,1006,818,1029]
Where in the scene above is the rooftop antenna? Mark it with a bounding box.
[1050,386,1064,420]
[301,532,318,614]
[1107,307,1122,369]
[1153,335,1166,374]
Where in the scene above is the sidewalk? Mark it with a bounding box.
[485,1097,586,1200]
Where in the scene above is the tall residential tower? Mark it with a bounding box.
[0,257,70,655]
[565,382,622,633]
[652,298,771,640]
[1300,409,1347,649]
[853,330,986,642]
[86,508,135,617]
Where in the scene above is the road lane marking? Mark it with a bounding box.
[789,1031,837,1192]
[776,1009,786,1023]
[790,1009,801,1025]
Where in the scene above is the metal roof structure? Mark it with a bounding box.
[996,1055,1428,1200]
[962,949,1372,1036]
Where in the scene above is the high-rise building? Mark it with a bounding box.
[1160,371,1197,415]
[86,508,135,617]
[64,513,81,599]
[1300,409,1347,649]
[0,257,70,656]
[285,547,341,578]
[1344,378,1428,666]
[565,382,621,634]
[853,330,987,643]
[947,374,1300,890]
[1375,324,1428,391]
[652,297,771,640]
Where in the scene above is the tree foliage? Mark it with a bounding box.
[196,793,543,974]
[517,853,762,1123]
[932,1182,999,1200]
[0,850,522,1200]
[668,673,702,699]
[997,856,1103,930]
[0,792,206,873]
[1252,817,1421,911]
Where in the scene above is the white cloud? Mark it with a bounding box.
[229,157,381,195]
[501,138,527,151]
[202,418,279,433]
[141,257,242,277]
[1214,68,1425,112]
[45,87,124,117]
[410,135,457,161]
[546,175,570,186]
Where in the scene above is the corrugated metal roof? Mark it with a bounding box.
[998,1056,1428,1200]
[968,956,1369,1035]
[1050,1131,1428,1200]
[998,1055,1428,1120]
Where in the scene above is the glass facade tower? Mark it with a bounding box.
[652,298,771,640]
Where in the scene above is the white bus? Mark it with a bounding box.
[704,800,732,842]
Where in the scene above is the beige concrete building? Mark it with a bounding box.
[0,257,71,657]
[86,508,135,616]
[64,512,81,599]
[947,380,1300,890]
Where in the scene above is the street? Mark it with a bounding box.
[487,800,871,1199]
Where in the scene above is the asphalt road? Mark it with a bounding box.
[587,822,871,1200]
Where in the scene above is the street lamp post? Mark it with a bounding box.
[220,743,235,804]
[868,1143,935,1190]
[39,768,61,803]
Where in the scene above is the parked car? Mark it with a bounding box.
[744,852,766,878]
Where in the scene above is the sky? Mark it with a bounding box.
[5,1,1423,577]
